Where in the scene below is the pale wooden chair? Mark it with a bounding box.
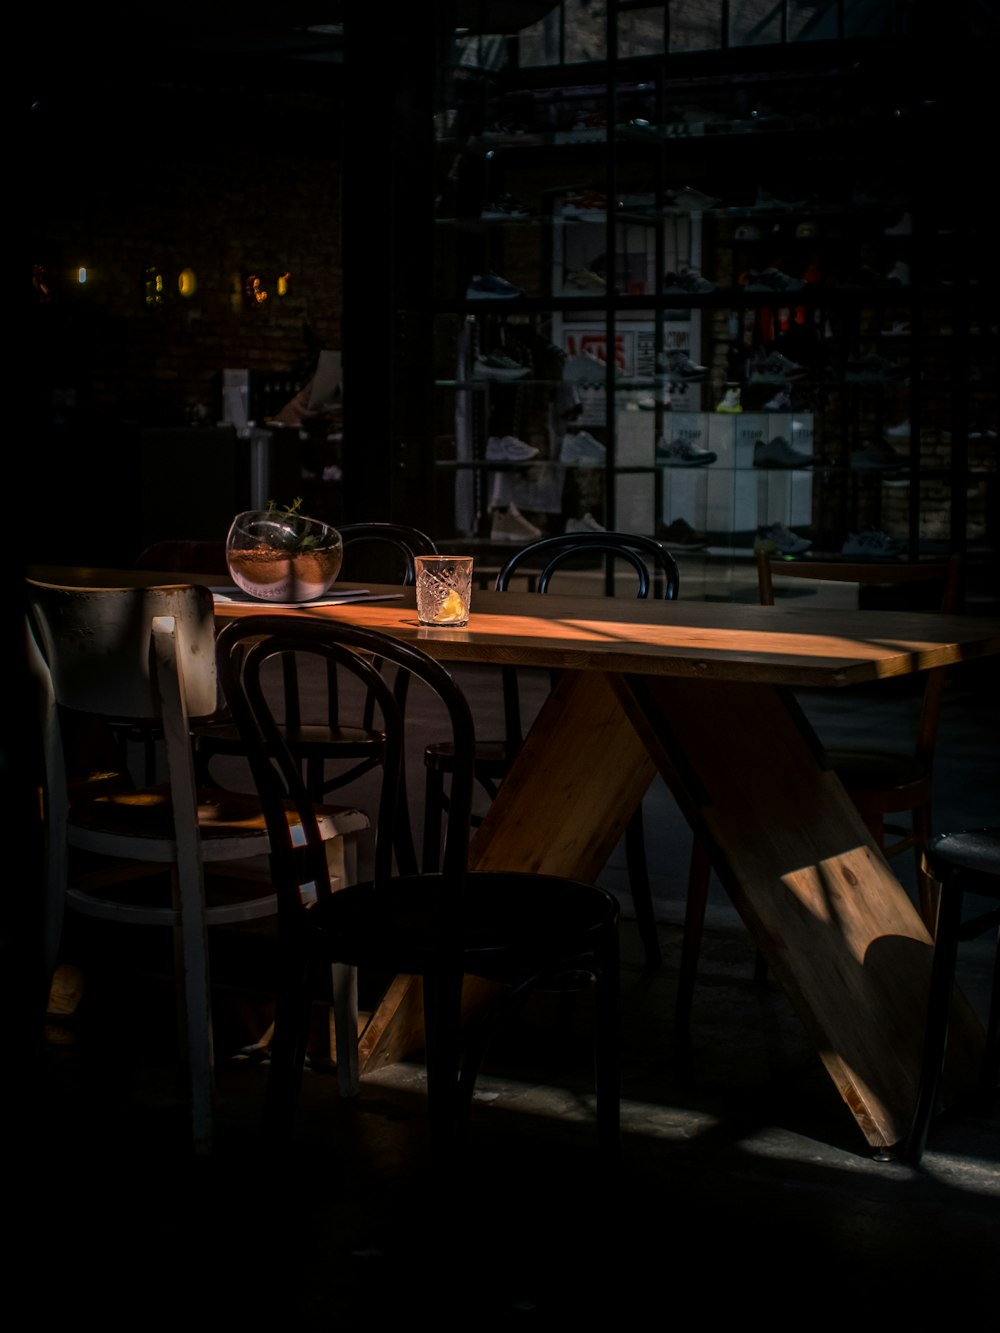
[27,579,369,1151]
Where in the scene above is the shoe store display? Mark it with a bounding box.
[754,523,812,555]
[763,388,794,410]
[485,435,540,462]
[844,354,908,383]
[490,503,544,543]
[637,392,671,410]
[467,271,523,300]
[565,511,607,533]
[656,349,708,380]
[880,320,912,338]
[744,267,806,293]
[841,529,906,559]
[753,436,816,468]
[716,387,742,413]
[473,351,531,380]
[884,418,912,439]
[885,260,911,285]
[656,518,709,550]
[655,436,718,467]
[662,265,716,294]
[560,430,607,466]
[747,349,809,382]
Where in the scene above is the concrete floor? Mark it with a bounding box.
[27,564,1000,1323]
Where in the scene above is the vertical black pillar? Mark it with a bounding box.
[341,7,448,527]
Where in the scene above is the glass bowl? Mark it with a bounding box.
[225,509,343,601]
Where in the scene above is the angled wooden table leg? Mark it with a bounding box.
[469,669,982,1149]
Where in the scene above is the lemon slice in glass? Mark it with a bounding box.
[434,590,467,623]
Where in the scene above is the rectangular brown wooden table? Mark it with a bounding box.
[31,567,1000,1149]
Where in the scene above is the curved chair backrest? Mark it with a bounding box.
[496,531,680,599]
[338,523,438,586]
[217,615,475,902]
[25,580,219,722]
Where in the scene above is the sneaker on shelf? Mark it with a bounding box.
[480,193,531,220]
[849,441,906,471]
[844,353,909,383]
[563,267,607,291]
[565,511,607,534]
[754,523,812,555]
[490,503,544,544]
[716,387,743,413]
[885,260,911,285]
[638,392,671,411]
[656,518,709,550]
[560,191,608,221]
[668,185,721,212]
[662,265,716,294]
[841,529,906,559]
[753,436,816,468]
[747,349,809,382]
[880,320,912,338]
[467,271,523,300]
[563,352,608,384]
[656,349,709,380]
[883,211,913,236]
[486,434,540,462]
[473,350,531,380]
[744,267,806,293]
[560,430,607,466]
[655,436,718,467]
[763,388,795,410]
[884,418,912,439]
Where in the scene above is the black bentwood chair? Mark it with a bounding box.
[422,530,680,973]
[191,521,436,875]
[216,615,621,1165]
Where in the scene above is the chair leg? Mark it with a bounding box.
[330,963,360,1098]
[594,938,621,1165]
[676,839,712,1040]
[263,942,314,1141]
[913,804,939,932]
[625,805,661,972]
[172,865,214,1154]
[904,877,963,1165]
[422,970,465,1166]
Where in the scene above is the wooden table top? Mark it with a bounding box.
[28,566,1000,689]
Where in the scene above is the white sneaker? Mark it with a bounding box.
[486,435,539,461]
[473,351,531,380]
[716,388,742,413]
[490,503,543,543]
[560,431,607,466]
[565,512,607,534]
[754,523,812,555]
[884,418,912,439]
